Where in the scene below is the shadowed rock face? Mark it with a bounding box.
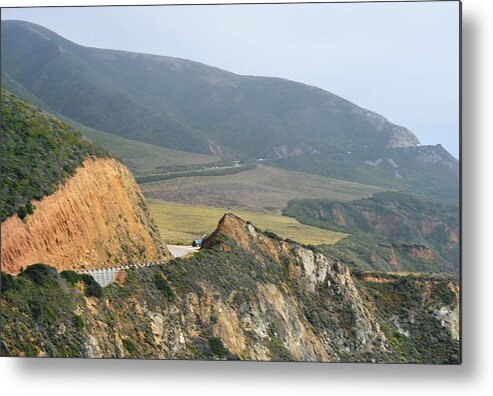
[1,158,170,273]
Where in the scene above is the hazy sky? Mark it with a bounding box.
[2,2,460,157]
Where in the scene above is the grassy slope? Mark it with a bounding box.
[142,165,383,214]
[1,72,220,174]
[2,20,418,159]
[66,120,219,174]
[147,200,347,246]
[277,144,459,201]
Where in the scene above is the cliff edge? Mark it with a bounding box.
[1,157,169,273]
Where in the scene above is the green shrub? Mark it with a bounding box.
[60,270,80,284]
[84,282,103,298]
[208,337,229,359]
[122,339,137,355]
[21,263,58,285]
[17,205,27,219]
[264,230,282,241]
[268,337,294,361]
[60,270,103,298]
[1,272,16,293]
[153,273,175,302]
[72,315,84,330]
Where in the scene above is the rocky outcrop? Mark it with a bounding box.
[202,214,391,360]
[351,107,420,149]
[400,244,436,260]
[354,272,460,362]
[1,158,169,273]
[0,214,459,363]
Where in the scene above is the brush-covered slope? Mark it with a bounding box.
[1,214,459,363]
[0,89,169,273]
[0,88,107,220]
[285,191,459,272]
[1,20,418,158]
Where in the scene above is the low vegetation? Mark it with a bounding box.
[277,144,459,200]
[60,270,103,298]
[153,273,175,302]
[142,164,381,215]
[0,89,107,220]
[353,271,460,364]
[208,337,230,359]
[285,191,459,272]
[317,234,455,273]
[69,119,219,174]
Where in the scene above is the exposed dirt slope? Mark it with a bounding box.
[1,158,169,273]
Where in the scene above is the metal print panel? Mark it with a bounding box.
[0,1,461,363]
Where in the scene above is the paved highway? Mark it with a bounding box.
[167,245,199,258]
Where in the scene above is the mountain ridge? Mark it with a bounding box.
[1,20,420,158]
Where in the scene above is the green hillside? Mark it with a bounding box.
[2,20,418,158]
[65,120,219,174]
[277,144,459,200]
[1,74,220,175]
[284,191,459,272]
[0,89,107,220]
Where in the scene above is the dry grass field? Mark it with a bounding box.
[147,200,348,246]
[142,165,382,214]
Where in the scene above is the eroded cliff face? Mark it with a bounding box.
[201,214,389,360]
[1,158,169,273]
[1,214,459,363]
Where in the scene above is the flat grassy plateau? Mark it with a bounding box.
[142,165,382,214]
[147,200,347,246]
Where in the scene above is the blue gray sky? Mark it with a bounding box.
[2,1,460,157]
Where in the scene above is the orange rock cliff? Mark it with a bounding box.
[1,158,170,273]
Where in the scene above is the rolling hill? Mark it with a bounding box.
[1,20,459,199]
[1,20,417,156]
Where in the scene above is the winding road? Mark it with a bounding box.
[167,245,200,258]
